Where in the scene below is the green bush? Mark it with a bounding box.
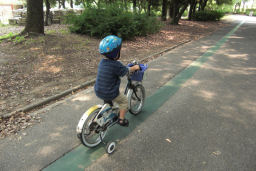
[245,9,256,16]
[67,6,161,40]
[234,10,246,15]
[192,10,225,21]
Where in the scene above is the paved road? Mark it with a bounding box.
[0,15,256,171]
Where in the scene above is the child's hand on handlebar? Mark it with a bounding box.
[129,65,140,73]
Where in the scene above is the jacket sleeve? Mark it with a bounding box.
[116,61,129,77]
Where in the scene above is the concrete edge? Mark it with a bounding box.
[0,40,191,119]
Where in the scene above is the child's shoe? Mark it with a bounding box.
[118,118,129,127]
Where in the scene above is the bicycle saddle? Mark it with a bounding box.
[104,100,113,107]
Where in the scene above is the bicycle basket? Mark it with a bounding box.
[131,70,144,81]
[128,63,148,81]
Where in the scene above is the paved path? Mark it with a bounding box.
[0,15,256,171]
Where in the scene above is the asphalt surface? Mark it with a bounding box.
[85,16,256,171]
[0,15,256,171]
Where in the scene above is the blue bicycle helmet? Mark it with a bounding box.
[99,35,122,59]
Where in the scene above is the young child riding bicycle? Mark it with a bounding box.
[94,35,140,127]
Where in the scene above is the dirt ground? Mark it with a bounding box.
[0,19,228,138]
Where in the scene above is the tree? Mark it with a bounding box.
[133,0,137,12]
[188,0,197,20]
[199,0,209,11]
[161,0,168,21]
[169,0,189,24]
[148,0,152,15]
[62,0,66,8]
[241,0,249,11]
[45,0,57,26]
[75,0,94,7]
[70,0,74,8]
[22,0,44,35]
[45,0,51,26]
[188,0,233,20]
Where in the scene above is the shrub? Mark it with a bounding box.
[192,10,225,21]
[67,6,161,40]
[245,9,256,16]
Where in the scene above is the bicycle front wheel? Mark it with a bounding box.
[127,84,145,115]
[80,108,107,148]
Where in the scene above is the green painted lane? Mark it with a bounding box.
[43,20,244,171]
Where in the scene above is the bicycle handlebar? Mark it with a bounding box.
[127,61,148,82]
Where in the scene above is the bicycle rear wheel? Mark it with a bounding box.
[80,108,107,148]
[127,84,145,115]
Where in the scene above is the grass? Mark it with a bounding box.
[14,35,25,43]
[0,32,46,44]
[46,29,70,35]
[60,29,69,34]
[0,22,8,27]
[0,32,26,44]
[0,32,17,40]
[46,30,57,34]
[24,38,36,45]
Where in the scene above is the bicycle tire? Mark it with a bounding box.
[127,84,145,115]
[80,108,107,148]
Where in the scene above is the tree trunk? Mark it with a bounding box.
[169,1,174,19]
[170,0,178,24]
[124,0,128,11]
[198,0,202,11]
[62,0,65,8]
[175,3,188,22]
[133,0,137,13]
[148,0,151,16]
[200,0,208,11]
[188,0,196,20]
[70,0,73,8]
[170,0,189,25]
[22,0,44,35]
[161,0,168,21]
[45,0,50,26]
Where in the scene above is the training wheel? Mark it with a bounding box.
[105,141,116,154]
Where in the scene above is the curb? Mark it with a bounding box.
[1,79,95,119]
[0,40,191,119]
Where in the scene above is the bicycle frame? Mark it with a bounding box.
[77,62,147,147]
[125,77,142,101]
[89,77,141,130]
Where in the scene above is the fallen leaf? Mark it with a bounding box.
[165,138,172,143]
[212,150,221,156]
